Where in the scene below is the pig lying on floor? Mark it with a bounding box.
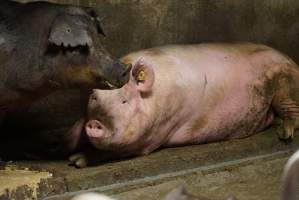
[70,43,299,167]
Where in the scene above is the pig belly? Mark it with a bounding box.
[165,84,274,147]
[199,100,274,142]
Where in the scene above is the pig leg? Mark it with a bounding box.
[271,65,299,140]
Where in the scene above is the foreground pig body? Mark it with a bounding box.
[0,0,130,116]
[82,43,299,157]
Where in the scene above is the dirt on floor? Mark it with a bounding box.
[0,127,298,200]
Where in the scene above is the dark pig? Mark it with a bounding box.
[0,0,130,120]
[70,43,299,167]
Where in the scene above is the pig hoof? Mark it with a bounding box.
[69,153,88,168]
[277,119,295,141]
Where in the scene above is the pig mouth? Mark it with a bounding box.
[102,80,117,89]
[44,41,90,56]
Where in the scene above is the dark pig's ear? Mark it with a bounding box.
[86,8,106,36]
[49,14,93,47]
[131,58,155,93]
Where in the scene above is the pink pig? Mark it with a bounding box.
[70,43,299,167]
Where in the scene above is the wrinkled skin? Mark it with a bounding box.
[0,1,130,122]
[70,43,299,167]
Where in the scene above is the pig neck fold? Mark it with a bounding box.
[135,80,197,154]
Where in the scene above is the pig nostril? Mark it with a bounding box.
[87,120,102,130]
[88,123,93,129]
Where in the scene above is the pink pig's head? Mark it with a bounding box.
[85,59,155,152]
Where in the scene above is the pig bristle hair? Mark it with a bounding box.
[281,150,299,200]
[71,192,115,200]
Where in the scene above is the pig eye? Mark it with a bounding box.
[122,100,127,104]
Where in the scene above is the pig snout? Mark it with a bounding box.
[113,62,131,87]
[85,120,105,138]
[87,91,105,139]
[86,90,115,146]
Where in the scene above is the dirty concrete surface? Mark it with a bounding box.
[0,128,299,199]
[0,168,52,200]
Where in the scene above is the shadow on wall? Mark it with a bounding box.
[3,0,299,158]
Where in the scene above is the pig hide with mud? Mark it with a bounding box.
[70,43,299,167]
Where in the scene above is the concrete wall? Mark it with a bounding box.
[3,0,299,156]
[17,0,299,61]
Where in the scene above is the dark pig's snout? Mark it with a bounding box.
[115,62,132,87]
[99,57,131,88]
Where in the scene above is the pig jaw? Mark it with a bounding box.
[86,116,148,153]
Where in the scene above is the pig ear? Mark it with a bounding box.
[131,58,155,93]
[86,8,106,36]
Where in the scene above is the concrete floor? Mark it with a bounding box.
[0,127,299,200]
